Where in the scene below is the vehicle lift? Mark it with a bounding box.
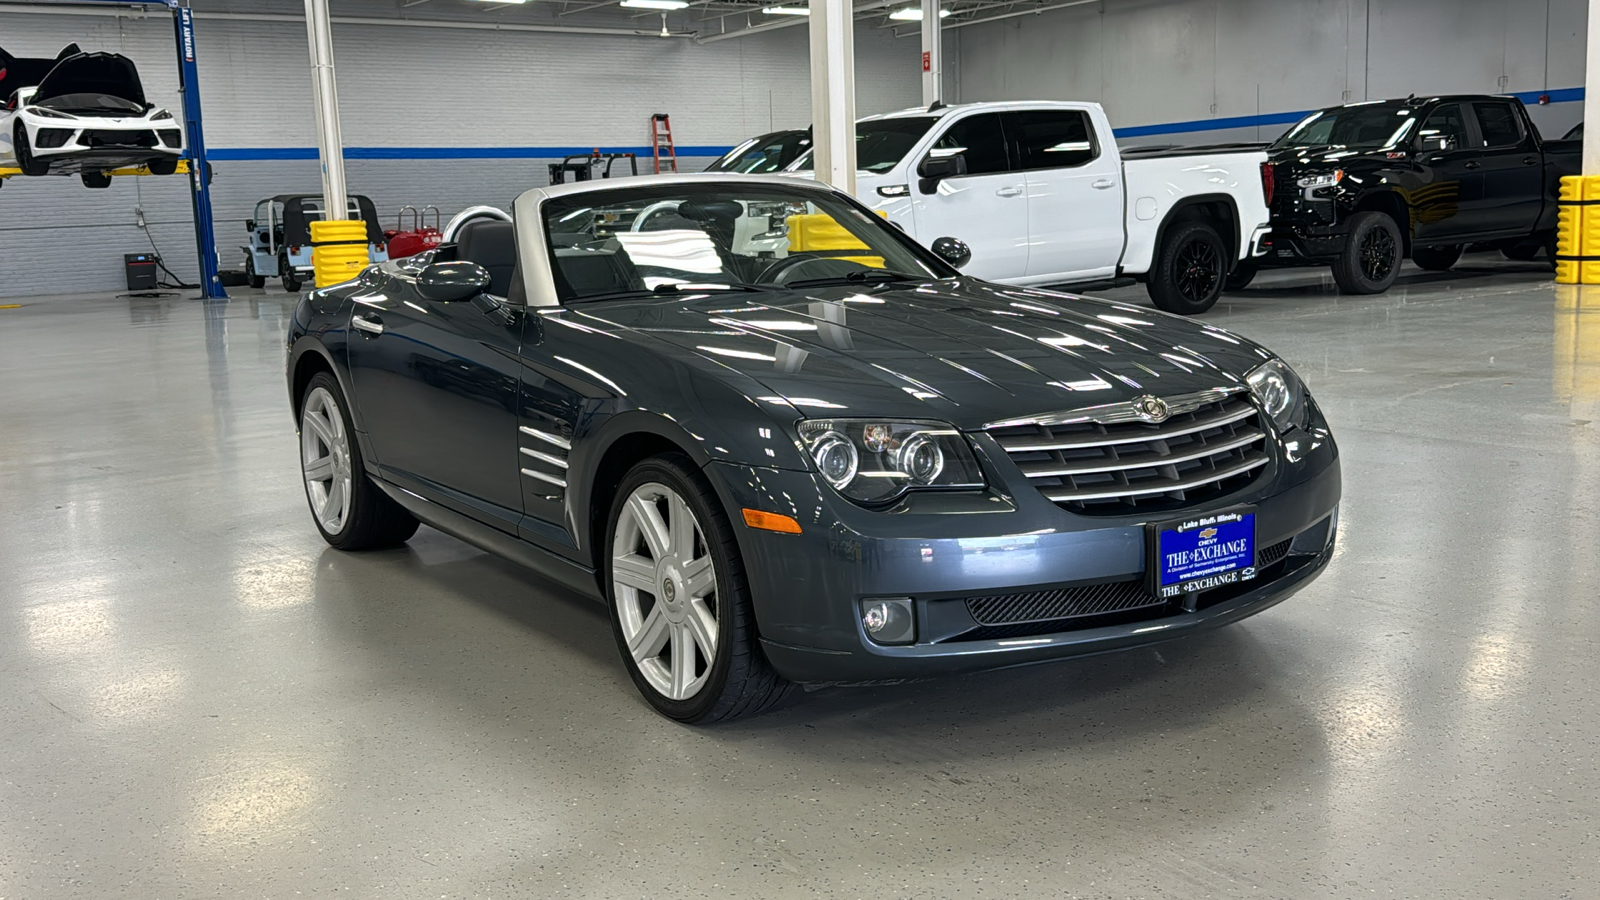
[0,0,227,298]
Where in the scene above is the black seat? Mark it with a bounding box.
[455,219,517,297]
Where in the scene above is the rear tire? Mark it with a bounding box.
[1224,263,1258,292]
[146,158,178,176]
[299,372,419,550]
[81,171,112,189]
[281,254,302,293]
[1331,211,1402,294]
[605,454,791,723]
[13,124,47,176]
[1148,220,1227,315]
[1411,244,1462,271]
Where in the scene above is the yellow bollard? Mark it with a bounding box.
[1582,176,1600,285]
[309,219,371,288]
[1556,175,1581,284]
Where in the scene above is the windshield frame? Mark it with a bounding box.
[526,180,958,306]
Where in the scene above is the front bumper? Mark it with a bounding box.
[708,420,1341,684]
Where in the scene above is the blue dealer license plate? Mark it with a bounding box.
[1152,509,1257,599]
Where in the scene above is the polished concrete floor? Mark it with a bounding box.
[1,255,1596,898]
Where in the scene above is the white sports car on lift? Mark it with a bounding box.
[0,49,183,189]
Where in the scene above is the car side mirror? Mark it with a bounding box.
[931,237,972,269]
[1420,135,1455,153]
[417,261,490,302]
[245,219,256,231]
[917,153,967,193]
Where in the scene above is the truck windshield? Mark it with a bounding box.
[794,116,939,173]
[1272,104,1419,150]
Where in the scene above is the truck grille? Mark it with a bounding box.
[989,394,1269,514]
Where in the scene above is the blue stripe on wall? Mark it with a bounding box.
[208,89,1587,161]
[207,145,732,161]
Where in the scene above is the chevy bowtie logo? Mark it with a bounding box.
[1199,527,1218,540]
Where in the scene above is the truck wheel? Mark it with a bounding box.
[1224,263,1258,292]
[1411,244,1462,271]
[1331,212,1402,295]
[1148,220,1227,315]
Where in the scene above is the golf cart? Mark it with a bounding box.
[242,193,387,291]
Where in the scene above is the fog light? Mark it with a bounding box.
[860,597,915,645]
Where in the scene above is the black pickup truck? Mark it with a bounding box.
[1240,95,1580,294]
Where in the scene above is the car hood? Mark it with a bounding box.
[34,52,146,108]
[561,279,1274,431]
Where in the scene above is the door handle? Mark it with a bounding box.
[351,313,384,336]
[995,186,1024,198]
[1523,156,1539,165]
[1093,179,1118,190]
[1464,161,1481,170]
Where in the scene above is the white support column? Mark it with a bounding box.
[920,0,942,106]
[809,0,857,195]
[304,0,348,220]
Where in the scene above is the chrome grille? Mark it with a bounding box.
[989,394,1269,514]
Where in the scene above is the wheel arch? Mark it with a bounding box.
[1350,190,1412,255]
[1147,194,1242,277]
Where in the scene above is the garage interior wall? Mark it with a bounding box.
[955,0,1588,146]
[0,1,919,297]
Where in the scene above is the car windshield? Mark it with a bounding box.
[1565,122,1584,141]
[541,183,947,302]
[793,116,940,173]
[35,92,144,114]
[705,132,811,174]
[1272,104,1419,150]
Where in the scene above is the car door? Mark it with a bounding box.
[908,112,1030,282]
[1004,108,1124,281]
[1410,102,1481,243]
[344,268,526,533]
[1467,99,1544,237]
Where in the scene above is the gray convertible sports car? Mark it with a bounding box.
[286,174,1340,722]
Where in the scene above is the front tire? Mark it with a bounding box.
[81,171,112,189]
[1331,211,1402,294]
[1224,262,1258,292]
[299,372,419,550]
[605,454,790,723]
[1411,244,1462,271]
[246,255,266,289]
[146,158,178,176]
[13,124,47,176]
[1148,220,1227,315]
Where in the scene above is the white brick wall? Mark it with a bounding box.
[1,3,921,296]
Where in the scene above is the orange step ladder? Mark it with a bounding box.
[650,113,678,174]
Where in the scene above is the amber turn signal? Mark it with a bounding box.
[742,508,802,534]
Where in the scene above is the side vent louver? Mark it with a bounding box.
[519,425,570,492]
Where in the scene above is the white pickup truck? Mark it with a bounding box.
[792,101,1272,315]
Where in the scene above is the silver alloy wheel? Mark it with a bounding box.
[300,386,353,535]
[612,482,719,701]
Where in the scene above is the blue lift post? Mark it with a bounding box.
[62,0,226,298]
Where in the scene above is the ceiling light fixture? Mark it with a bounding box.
[467,0,532,3]
[761,5,811,14]
[888,7,950,20]
[620,0,688,9]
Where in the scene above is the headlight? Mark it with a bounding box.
[798,419,984,504]
[28,107,73,120]
[1246,358,1307,432]
[1296,170,1344,190]
[151,109,174,121]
